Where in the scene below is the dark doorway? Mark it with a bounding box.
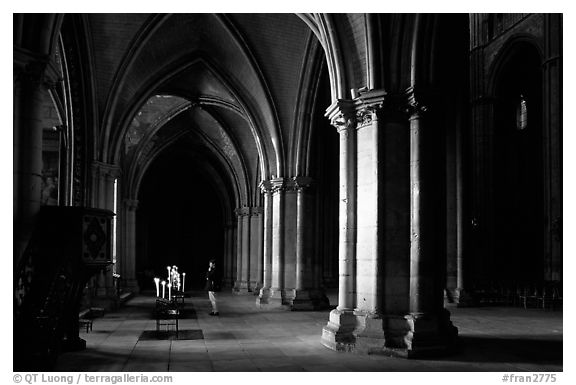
[137,142,225,291]
[493,43,544,283]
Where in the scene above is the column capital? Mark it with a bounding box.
[325,99,357,133]
[404,86,431,119]
[292,176,314,191]
[259,180,274,194]
[249,207,264,216]
[92,161,122,179]
[354,89,387,128]
[270,177,287,194]
[235,206,251,217]
[14,47,62,89]
[123,199,139,211]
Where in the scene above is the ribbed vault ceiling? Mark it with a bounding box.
[84,13,316,206]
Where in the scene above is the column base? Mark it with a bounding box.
[385,309,458,358]
[123,278,140,295]
[256,288,291,310]
[256,287,271,306]
[352,311,386,354]
[454,288,475,307]
[251,281,261,295]
[291,289,315,311]
[291,289,331,311]
[321,309,357,352]
[233,280,251,294]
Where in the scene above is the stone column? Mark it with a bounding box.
[321,100,358,351]
[455,117,472,306]
[270,178,287,305]
[223,222,234,287]
[122,199,139,293]
[291,176,317,310]
[229,223,238,288]
[241,209,251,291]
[249,207,263,291]
[257,181,274,306]
[222,223,229,286]
[234,208,246,293]
[13,60,49,264]
[469,39,496,283]
[403,89,457,357]
[543,14,562,281]
[91,162,120,305]
[282,181,298,304]
[351,91,387,353]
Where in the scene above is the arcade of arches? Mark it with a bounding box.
[13,13,562,365]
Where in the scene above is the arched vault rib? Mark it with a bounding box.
[99,14,172,163]
[110,56,272,185]
[214,14,283,178]
[290,34,325,177]
[194,104,256,207]
[130,125,244,214]
[121,92,256,206]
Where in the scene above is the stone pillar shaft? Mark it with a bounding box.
[295,187,306,291]
[262,190,273,289]
[321,100,358,351]
[291,176,327,310]
[543,14,562,281]
[409,111,435,314]
[249,209,263,290]
[241,212,251,289]
[271,179,285,299]
[230,225,237,287]
[122,199,139,293]
[257,183,273,305]
[234,207,263,293]
[455,118,468,302]
[355,108,383,315]
[14,67,45,263]
[337,124,357,311]
[234,211,244,291]
[91,162,120,301]
[223,223,234,287]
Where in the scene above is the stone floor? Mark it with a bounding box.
[55,290,563,372]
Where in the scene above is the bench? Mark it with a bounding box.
[78,309,93,333]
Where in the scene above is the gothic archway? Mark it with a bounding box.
[491,41,544,283]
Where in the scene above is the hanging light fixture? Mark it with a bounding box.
[516,94,528,131]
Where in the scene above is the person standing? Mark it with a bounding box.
[205,259,220,316]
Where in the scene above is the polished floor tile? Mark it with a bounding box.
[54,290,562,372]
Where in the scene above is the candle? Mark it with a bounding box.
[167,266,171,284]
[168,283,172,301]
[182,273,186,292]
[154,278,160,297]
[161,280,166,299]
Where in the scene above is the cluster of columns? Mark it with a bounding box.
[122,198,140,293]
[256,177,329,310]
[89,162,121,306]
[320,89,457,357]
[233,206,263,293]
[222,221,237,287]
[13,54,59,264]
